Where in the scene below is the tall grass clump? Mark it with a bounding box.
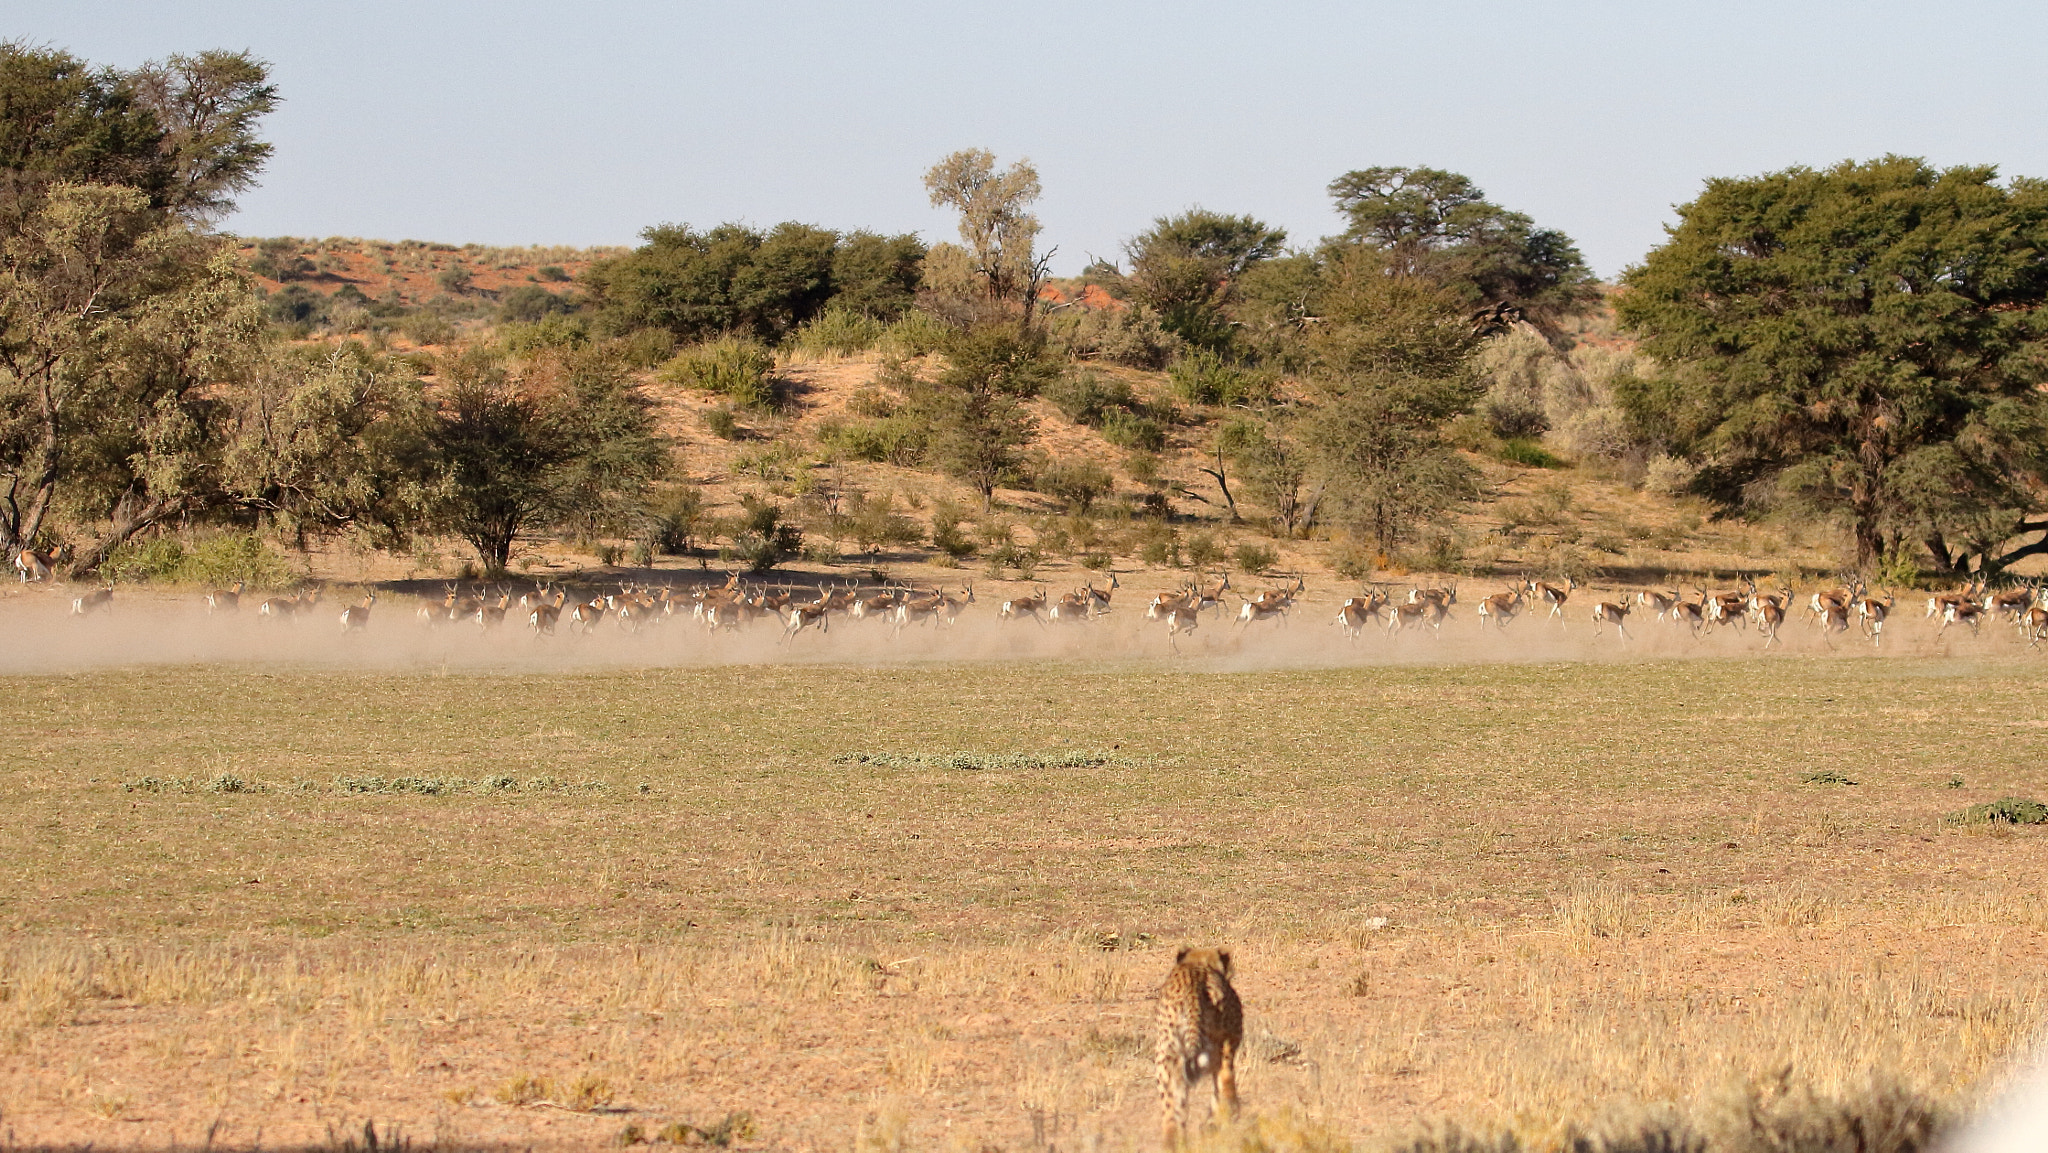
[877,310,950,358]
[790,307,886,357]
[660,336,778,408]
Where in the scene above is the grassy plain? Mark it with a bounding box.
[2,653,2045,1151]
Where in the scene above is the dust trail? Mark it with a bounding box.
[0,584,2020,675]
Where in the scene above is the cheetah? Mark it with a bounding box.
[1155,945,1242,1148]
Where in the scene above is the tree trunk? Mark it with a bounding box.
[1197,456,1239,523]
[64,494,182,578]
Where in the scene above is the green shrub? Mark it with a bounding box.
[1167,349,1272,407]
[643,485,709,555]
[611,326,678,370]
[104,532,297,587]
[1499,438,1566,468]
[719,495,802,572]
[1046,371,1140,426]
[536,265,571,282]
[1946,797,2048,826]
[435,265,472,294]
[815,416,928,465]
[1137,525,1181,568]
[1099,410,1167,451]
[790,306,886,356]
[1234,542,1278,576]
[930,501,977,559]
[877,310,950,358]
[501,314,590,354]
[499,284,574,324]
[399,310,455,346]
[1184,531,1225,569]
[702,406,742,441]
[660,337,778,408]
[1033,457,1115,513]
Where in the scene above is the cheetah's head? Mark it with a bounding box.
[1175,946,1232,977]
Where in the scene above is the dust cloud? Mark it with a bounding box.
[0,582,2002,676]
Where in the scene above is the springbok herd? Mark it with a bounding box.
[31,562,2048,654]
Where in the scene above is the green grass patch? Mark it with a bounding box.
[831,750,1137,771]
[1945,796,2048,826]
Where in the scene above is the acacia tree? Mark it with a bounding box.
[897,326,1056,511]
[922,149,1044,307]
[1618,156,2048,574]
[424,345,667,574]
[219,343,434,549]
[0,43,277,571]
[1327,166,1597,333]
[1122,208,1286,352]
[1298,248,1486,550]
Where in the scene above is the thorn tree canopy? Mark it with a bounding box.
[1327,166,1597,333]
[1617,156,2048,575]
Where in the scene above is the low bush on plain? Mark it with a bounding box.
[1945,796,2048,826]
[659,337,778,408]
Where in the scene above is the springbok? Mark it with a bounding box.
[340,591,377,634]
[13,543,69,583]
[938,584,975,626]
[1590,597,1632,640]
[1939,598,1986,637]
[1525,576,1576,621]
[1162,600,1202,653]
[999,587,1049,626]
[1986,584,2037,625]
[1754,594,1786,650]
[1191,573,1233,617]
[1335,592,1388,640]
[1383,598,1436,637]
[528,588,565,635]
[1048,588,1092,623]
[205,580,245,614]
[782,601,831,641]
[259,586,319,622]
[71,584,114,617]
[1475,588,1523,630]
[570,594,608,634]
[1083,573,1121,616]
[1636,588,1681,623]
[2023,605,2048,648]
[893,589,945,632]
[1670,590,1707,637]
[477,589,511,631]
[1854,588,1895,646]
[850,590,901,622]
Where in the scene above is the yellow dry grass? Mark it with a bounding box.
[2,655,2044,1150]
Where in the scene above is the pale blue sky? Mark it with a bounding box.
[10,1,2043,277]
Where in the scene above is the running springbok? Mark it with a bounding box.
[1525,576,1576,621]
[999,587,1049,626]
[1636,588,1680,623]
[72,584,114,617]
[13,543,69,583]
[1854,588,1895,646]
[205,580,245,614]
[1475,588,1523,630]
[340,591,376,634]
[528,588,565,635]
[1590,597,1632,640]
[782,601,830,641]
[1335,592,1388,640]
[1162,599,1202,653]
[1083,573,1120,616]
